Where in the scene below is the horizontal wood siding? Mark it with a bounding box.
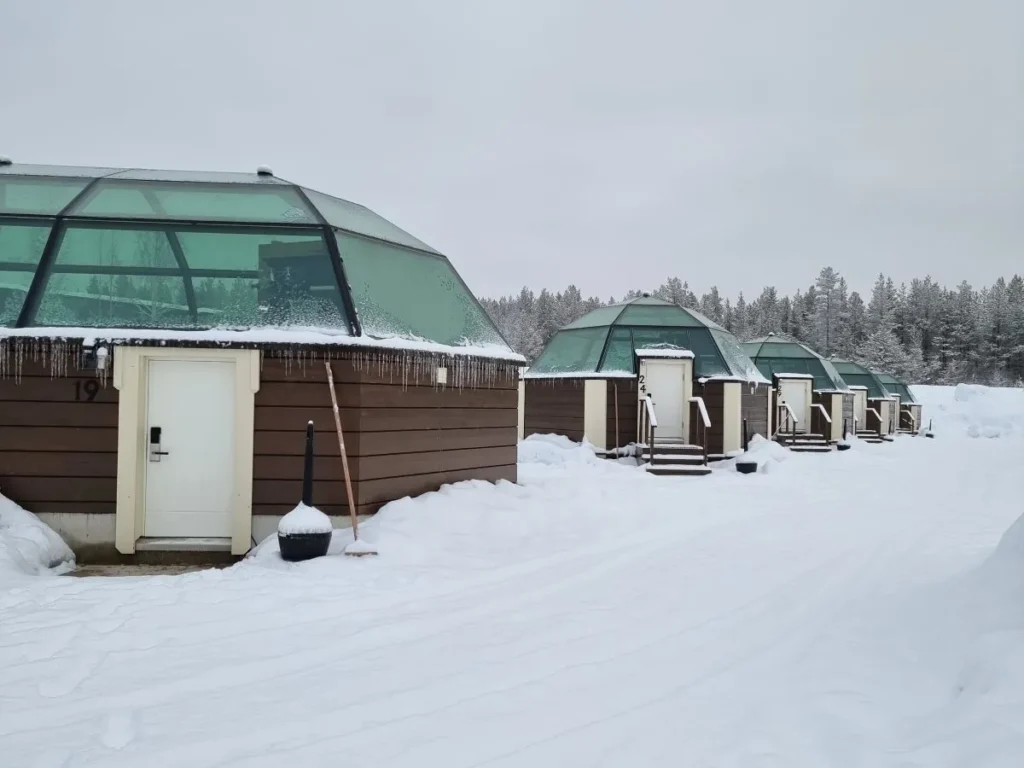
[523,379,585,442]
[0,360,118,515]
[842,394,855,435]
[255,359,517,517]
[606,379,638,449]
[693,381,724,453]
[741,384,770,442]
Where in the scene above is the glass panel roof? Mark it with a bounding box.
[302,188,439,253]
[563,303,627,329]
[30,224,346,330]
[0,177,91,215]
[336,230,503,347]
[106,168,292,185]
[529,327,610,374]
[0,164,118,178]
[69,180,318,224]
[0,162,513,355]
[617,304,706,327]
[0,221,51,326]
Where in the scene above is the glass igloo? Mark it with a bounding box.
[0,161,506,350]
[741,334,850,391]
[526,296,766,381]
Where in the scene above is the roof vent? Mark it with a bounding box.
[768,331,775,336]
[0,156,12,166]
[641,292,651,298]
[256,165,274,177]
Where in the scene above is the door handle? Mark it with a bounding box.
[149,426,169,461]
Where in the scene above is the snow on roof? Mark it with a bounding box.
[773,372,815,379]
[847,385,869,390]
[635,348,695,359]
[0,326,525,363]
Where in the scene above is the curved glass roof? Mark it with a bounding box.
[741,334,850,391]
[874,372,916,403]
[528,296,767,382]
[0,162,506,352]
[830,359,893,399]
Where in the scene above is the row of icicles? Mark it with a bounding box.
[0,338,519,391]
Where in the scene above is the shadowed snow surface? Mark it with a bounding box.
[0,385,1022,766]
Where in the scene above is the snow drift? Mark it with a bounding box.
[0,493,75,581]
[913,383,1024,439]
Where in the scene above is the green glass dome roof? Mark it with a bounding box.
[0,161,507,353]
[874,372,916,403]
[741,334,850,391]
[527,296,767,382]
[830,359,894,399]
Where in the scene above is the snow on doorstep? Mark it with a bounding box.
[0,493,74,581]
[0,326,525,363]
[277,503,334,535]
[635,347,695,359]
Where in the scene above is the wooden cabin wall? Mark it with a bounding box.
[811,391,830,435]
[741,383,770,441]
[692,380,725,453]
[255,359,518,518]
[842,394,855,435]
[523,379,585,442]
[0,360,118,517]
[606,379,638,449]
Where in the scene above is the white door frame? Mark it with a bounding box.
[636,357,693,441]
[113,347,261,555]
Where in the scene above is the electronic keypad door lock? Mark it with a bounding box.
[149,426,170,462]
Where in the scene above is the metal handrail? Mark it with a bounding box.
[644,395,659,429]
[689,396,710,428]
[689,396,710,465]
[812,403,832,424]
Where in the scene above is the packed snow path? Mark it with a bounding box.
[1,387,1023,766]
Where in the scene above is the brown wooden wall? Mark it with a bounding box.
[523,379,585,442]
[606,379,638,449]
[741,384,770,443]
[692,380,725,453]
[0,361,118,516]
[811,391,830,435]
[841,394,855,435]
[255,359,518,517]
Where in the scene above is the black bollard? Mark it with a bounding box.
[742,418,749,450]
[302,420,314,506]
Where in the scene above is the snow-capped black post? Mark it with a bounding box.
[742,418,749,451]
[302,421,314,507]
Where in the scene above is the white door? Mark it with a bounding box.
[643,360,686,439]
[778,379,809,433]
[145,360,236,538]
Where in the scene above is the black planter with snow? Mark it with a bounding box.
[836,442,851,451]
[736,461,758,474]
[278,530,332,562]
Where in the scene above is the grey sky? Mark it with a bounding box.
[2,0,1021,301]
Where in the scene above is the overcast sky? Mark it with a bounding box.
[2,0,1021,301]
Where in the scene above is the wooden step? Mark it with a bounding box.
[648,453,706,466]
[645,464,713,477]
[788,445,834,453]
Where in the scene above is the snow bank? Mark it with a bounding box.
[730,434,789,472]
[0,494,74,582]
[277,503,333,535]
[913,383,1024,439]
[516,434,606,467]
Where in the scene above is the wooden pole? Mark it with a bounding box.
[324,361,361,541]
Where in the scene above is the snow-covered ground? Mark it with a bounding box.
[1,384,1022,766]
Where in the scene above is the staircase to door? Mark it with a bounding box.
[642,438,712,477]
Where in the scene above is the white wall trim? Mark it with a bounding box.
[113,347,261,555]
[583,379,608,450]
[721,381,742,454]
